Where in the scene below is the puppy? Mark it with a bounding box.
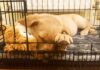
[17,13,97,51]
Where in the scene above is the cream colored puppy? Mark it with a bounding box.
[17,13,97,50]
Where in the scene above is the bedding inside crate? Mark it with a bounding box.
[58,34,100,61]
[0,30,100,61]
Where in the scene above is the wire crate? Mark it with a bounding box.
[0,0,100,69]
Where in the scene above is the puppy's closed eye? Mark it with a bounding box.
[31,21,39,27]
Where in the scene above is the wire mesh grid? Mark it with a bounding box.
[0,0,100,65]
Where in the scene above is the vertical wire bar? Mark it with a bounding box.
[97,0,100,28]
[2,50,3,59]
[90,43,92,61]
[89,0,92,21]
[84,0,86,17]
[86,51,88,61]
[7,2,12,26]
[69,51,71,61]
[99,53,100,61]
[95,52,96,61]
[0,8,5,44]
[31,0,34,14]
[60,51,62,60]
[72,51,74,61]
[97,1,100,38]
[23,1,28,46]
[65,51,67,61]
[61,52,65,60]
[10,1,16,59]
[16,1,19,22]
[10,1,16,44]
[37,0,38,13]
[3,1,7,25]
[93,2,96,27]
[16,0,23,20]
[52,0,54,14]
[84,0,87,61]
[36,0,39,56]
[61,52,63,60]
[20,1,23,18]
[82,51,84,61]
[0,10,5,60]
[1,0,4,59]
[13,2,15,21]
[92,1,95,26]
[63,0,64,14]
[42,0,43,12]
[79,0,81,15]
[13,2,16,22]
[21,2,24,17]
[0,0,5,59]
[46,0,48,13]
[77,51,80,61]
[17,2,20,19]
[58,0,59,14]
[18,1,21,58]
[23,0,29,58]
[59,52,61,60]
[68,0,70,13]
[19,2,22,19]
[98,16,100,37]
[73,0,75,13]
[0,4,1,29]
[56,51,58,60]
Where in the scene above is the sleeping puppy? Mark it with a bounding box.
[17,13,97,51]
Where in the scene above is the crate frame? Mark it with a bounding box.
[0,0,100,68]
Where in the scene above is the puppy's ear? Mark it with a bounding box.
[18,18,39,27]
[18,14,40,27]
[30,21,39,27]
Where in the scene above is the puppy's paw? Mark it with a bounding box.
[4,44,14,52]
[89,29,98,35]
[80,30,89,36]
[14,44,27,51]
[55,33,73,45]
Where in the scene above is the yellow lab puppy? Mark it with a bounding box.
[17,13,97,50]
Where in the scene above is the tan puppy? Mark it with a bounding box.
[17,13,97,51]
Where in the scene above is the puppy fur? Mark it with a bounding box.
[3,22,56,59]
[4,25,37,52]
[17,13,97,51]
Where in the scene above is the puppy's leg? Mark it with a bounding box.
[89,28,98,35]
[80,26,90,36]
[55,32,73,45]
[80,26,97,36]
[71,14,97,36]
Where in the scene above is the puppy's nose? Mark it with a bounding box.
[23,32,32,35]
